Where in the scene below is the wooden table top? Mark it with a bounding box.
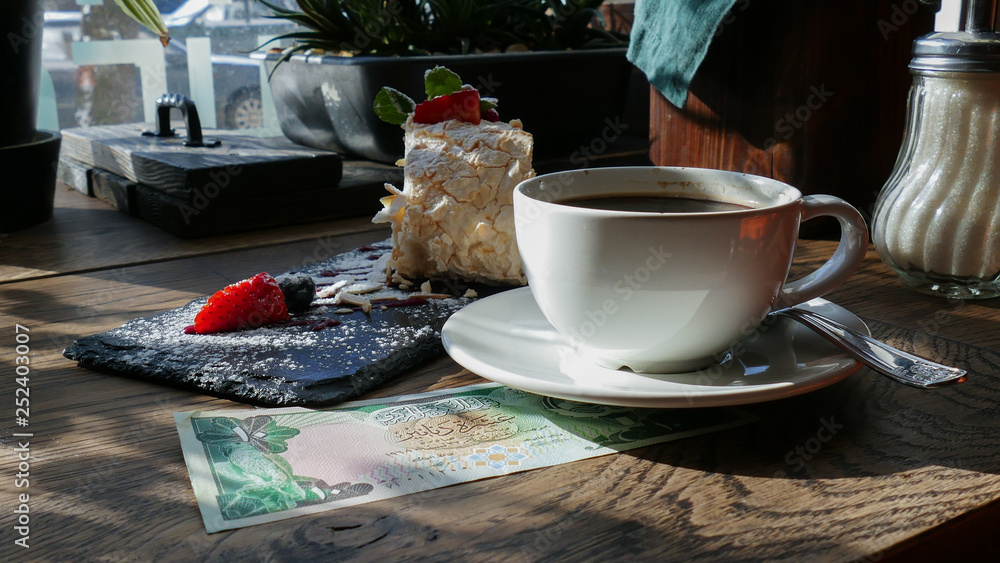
[2,186,1000,562]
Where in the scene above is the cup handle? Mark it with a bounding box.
[776,195,869,308]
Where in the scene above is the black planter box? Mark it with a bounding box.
[254,48,633,164]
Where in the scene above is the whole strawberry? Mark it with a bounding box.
[373,67,500,127]
[193,273,290,334]
[413,89,481,125]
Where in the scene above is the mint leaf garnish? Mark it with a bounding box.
[424,66,463,99]
[373,87,416,125]
[480,97,497,111]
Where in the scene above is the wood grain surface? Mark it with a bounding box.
[59,124,345,201]
[56,125,403,238]
[0,186,389,284]
[2,188,1000,561]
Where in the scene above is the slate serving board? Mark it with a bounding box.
[63,241,508,407]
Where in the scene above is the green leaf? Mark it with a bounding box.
[113,0,170,45]
[373,87,416,124]
[480,97,498,111]
[424,66,463,99]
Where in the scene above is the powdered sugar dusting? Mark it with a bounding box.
[63,239,474,407]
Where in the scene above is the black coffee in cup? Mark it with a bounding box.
[557,194,753,213]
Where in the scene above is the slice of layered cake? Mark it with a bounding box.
[373,67,534,285]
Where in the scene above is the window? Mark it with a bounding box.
[40,0,294,135]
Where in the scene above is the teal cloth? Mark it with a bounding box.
[627,0,739,108]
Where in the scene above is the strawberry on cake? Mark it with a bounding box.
[187,273,315,334]
[372,67,534,286]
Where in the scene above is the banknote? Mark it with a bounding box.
[175,383,755,532]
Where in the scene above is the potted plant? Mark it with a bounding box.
[0,0,168,232]
[252,0,631,163]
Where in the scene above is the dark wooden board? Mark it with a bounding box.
[60,158,399,238]
[126,170,383,239]
[59,123,345,201]
[56,155,92,196]
[92,169,136,214]
[61,241,506,407]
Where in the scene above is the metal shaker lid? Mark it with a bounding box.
[910,0,1000,72]
[911,32,1000,72]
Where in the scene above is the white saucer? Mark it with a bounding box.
[442,287,868,408]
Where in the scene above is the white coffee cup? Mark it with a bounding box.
[513,166,868,373]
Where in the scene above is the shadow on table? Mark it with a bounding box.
[24,330,1000,560]
[630,350,1000,480]
[0,226,393,351]
[0,195,388,289]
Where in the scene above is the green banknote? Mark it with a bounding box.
[175,383,755,532]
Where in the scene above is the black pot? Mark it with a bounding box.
[254,48,633,164]
[0,131,62,232]
[1,0,62,232]
[1,0,43,147]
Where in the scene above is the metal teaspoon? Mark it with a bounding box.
[773,307,967,389]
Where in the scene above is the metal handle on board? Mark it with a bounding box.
[142,93,221,148]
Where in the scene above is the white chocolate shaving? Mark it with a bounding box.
[345,281,383,294]
[317,279,350,299]
[335,291,372,314]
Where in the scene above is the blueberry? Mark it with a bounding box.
[277,274,316,313]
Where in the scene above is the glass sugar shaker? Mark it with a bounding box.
[872,0,1000,298]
